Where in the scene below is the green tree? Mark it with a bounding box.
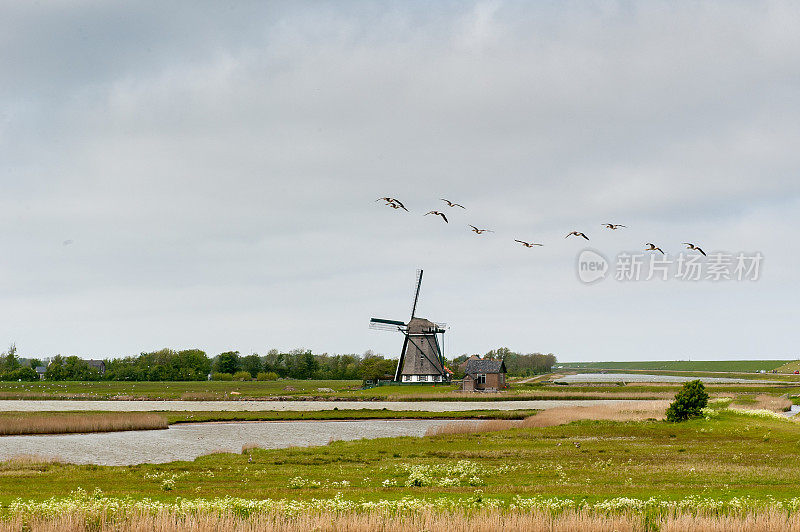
[215,351,240,374]
[358,355,396,381]
[666,380,709,422]
[0,343,20,372]
[241,354,263,377]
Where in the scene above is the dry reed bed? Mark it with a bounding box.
[0,412,168,436]
[733,394,792,412]
[4,509,800,532]
[427,400,670,436]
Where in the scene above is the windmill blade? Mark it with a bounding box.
[410,269,423,320]
[369,318,407,331]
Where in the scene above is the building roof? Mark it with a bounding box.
[464,358,506,375]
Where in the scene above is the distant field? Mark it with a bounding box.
[0,380,362,400]
[562,360,794,373]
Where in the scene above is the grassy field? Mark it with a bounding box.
[0,380,363,400]
[3,378,800,402]
[0,409,539,435]
[562,360,794,372]
[1,406,798,503]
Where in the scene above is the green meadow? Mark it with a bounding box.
[1,407,798,504]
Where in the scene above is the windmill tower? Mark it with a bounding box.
[370,270,451,383]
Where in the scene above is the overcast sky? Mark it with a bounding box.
[2,1,799,362]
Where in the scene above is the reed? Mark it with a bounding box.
[3,508,800,532]
[735,394,792,412]
[0,412,168,435]
[426,400,669,436]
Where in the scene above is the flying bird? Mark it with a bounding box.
[683,243,707,256]
[468,225,493,234]
[602,223,626,230]
[565,231,589,240]
[376,197,408,211]
[514,239,543,248]
[62,239,74,246]
[425,211,448,223]
[440,198,465,209]
[645,243,664,254]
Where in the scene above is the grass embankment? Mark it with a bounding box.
[0,412,167,436]
[2,406,800,530]
[563,360,794,372]
[0,410,539,436]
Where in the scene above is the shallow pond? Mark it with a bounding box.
[0,419,470,466]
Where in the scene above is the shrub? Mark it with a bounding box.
[233,371,252,381]
[666,380,709,422]
[211,372,233,381]
[257,372,279,381]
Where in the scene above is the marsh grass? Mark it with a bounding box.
[4,508,800,531]
[426,400,669,436]
[0,412,168,435]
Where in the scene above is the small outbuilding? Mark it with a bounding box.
[461,358,507,392]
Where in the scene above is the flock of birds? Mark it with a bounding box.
[377,197,707,256]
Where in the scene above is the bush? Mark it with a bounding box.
[666,380,709,422]
[233,371,252,381]
[211,372,233,381]
[256,371,279,381]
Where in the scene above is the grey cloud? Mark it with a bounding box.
[1,1,799,360]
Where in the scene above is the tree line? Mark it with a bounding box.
[1,344,556,382]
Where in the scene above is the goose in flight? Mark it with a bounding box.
[469,225,493,234]
[440,198,465,209]
[425,211,448,223]
[514,239,543,248]
[376,197,408,211]
[645,243,664,254]
[565,231,589,240]
[602,223,626,230]
[683,242,707,256]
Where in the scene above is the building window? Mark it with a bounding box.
[419,375,428,382]
[433,375,441,382]
[403,375,411,382]
[477,374,486,384]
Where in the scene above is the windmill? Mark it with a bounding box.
[370,270,450,383]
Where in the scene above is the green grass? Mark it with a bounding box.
[0,380,362,400]
[563,360,794,373]
[1,409,798,504]
[4,379,799,402]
